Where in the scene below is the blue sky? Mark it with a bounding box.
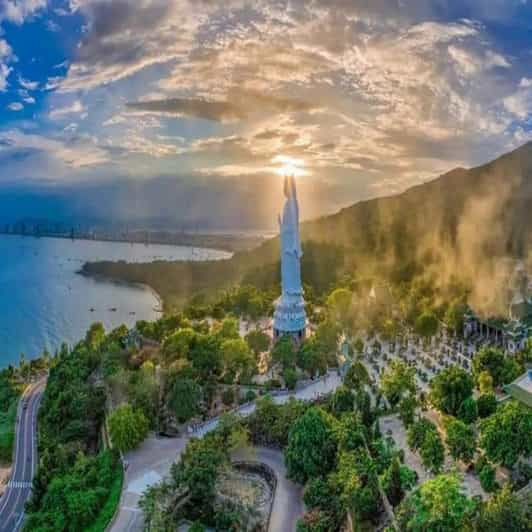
[1,0,532,228]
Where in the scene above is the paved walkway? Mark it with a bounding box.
[111,371,342,532]
[111,436,188,532]
[233,447,305,532]
[193,370,342,437]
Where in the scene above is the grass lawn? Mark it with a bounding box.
[84,463,124,532]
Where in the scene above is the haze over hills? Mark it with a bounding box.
[83,141,532,316]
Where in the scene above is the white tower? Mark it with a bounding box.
[273,176,307,341]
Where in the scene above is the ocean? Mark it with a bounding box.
[0,234,230,368]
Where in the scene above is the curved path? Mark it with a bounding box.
[0,378,46,532]
[111,371,342,532]
[233,447,305,532]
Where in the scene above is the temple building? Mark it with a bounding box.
[504,369,532,408]
[464,263,532,353]
[273,176,307,341]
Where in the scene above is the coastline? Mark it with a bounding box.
[0,230,263,254]
[77,268,166,314]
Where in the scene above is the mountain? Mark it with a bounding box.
[84,142,532,313]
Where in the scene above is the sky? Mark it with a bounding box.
[1,0,532,229]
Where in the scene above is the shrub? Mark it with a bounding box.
[477,393,497,418]
[222,388,235,406]
[479,463,498,493]
[458,397,478,424]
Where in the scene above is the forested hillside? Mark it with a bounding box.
[83,142,532,315]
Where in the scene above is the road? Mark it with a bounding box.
[0,378,46,532]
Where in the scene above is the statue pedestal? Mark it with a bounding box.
[273,293,306,342]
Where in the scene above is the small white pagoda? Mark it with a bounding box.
[273,176,307,341]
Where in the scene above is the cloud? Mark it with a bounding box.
[18,76,39,90]
[7,102,23,111]
[3,0,532,223]
[0,39,14,92]
[49,100,87,120]
[0,0,47,24]
[125,90,315,123]
[0,129,109,169]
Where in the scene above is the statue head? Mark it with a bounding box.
[283,175,297,199]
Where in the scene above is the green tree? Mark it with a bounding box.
[313,320,340,365]
[479,400,532,467]
[297,337,327,376]
[475,483,532,531]
[398,395,418,427]
[381,456,407,506]
[283,367,298,390]
[297,509,336,532]
[245,328,270,355]
[303,477,344,529]
[85,322,105,350]
[430,365,473,416]
[215,316,240,340]
[168,378,201,423]
[285,407,338,484]
[444,300,466,335]
[473,347,506,387]
[221,337,256,382]
[458,396,478,424]
[381,360,416,407]
[420,430,445,474]
[396,473,476,532]
[414,311,439,340]
[445,418,476,464]
[478,463,497,493]
[162,327,196,363]
[477,393,497,418]
[501,357,523,385]
[108,404,149,452]
[171,436,228,512]
[187,333,222,380]
[334,449,381,520]
[329,386,354,416]
[344,360,370,390]
[407,418,438,452]
[478,370,493,394]
[271,336,297,369]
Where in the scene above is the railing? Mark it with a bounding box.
[190,370,339,437]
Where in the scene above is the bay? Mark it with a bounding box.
[0,234,230,367]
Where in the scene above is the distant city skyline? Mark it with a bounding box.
[1,1,532,226]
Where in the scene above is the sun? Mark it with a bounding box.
[273,155,308,178]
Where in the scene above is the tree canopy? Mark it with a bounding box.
[445,418,476,464]
[396,474,476,532]
[108,403,149,453]
[381,360,416,407]
[479,400,532,467]
[429,365,473,417]
[285,407,339,484]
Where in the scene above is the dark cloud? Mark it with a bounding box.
[126,98,244,122]
[77,0,172,67]
[126,90,316,122]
